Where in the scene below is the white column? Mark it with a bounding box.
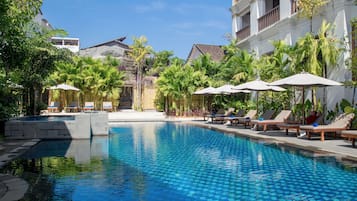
[232,15,238,39]
[280,0,292,19]
[250,0,259,35]
[257,0,265,17]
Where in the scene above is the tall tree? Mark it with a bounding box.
[47,56,125,110]
[297,0,329,33]
[156,63,208,115]
[128,36,153,111]
[148,50,174,76]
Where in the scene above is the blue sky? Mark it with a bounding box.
[41,0,232,59]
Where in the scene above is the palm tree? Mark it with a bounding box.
[156,63,208,115]
[297,0,329,33]
[289,21,342,114]
[128,36,153,111]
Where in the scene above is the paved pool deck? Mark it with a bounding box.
[1,110,357,200]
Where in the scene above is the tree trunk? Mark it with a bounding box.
[165,96,168,114]
[352,86,356,106]
[136,65,142,111]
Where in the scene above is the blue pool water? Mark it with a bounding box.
[17,115,75,121]
[3,122,357,201]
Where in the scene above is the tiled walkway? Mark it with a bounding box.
[0,139,40,201]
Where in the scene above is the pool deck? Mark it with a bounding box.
[1,110,357,200]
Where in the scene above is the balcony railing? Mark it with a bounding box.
[258,6,280,31]
[291,0,298,14]
[236,25,250,40]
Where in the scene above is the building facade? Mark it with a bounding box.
[79,37,157,110]
[186,44,225,63]
[231,0,357,110]
[51,37,80,53]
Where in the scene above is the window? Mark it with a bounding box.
[242,12,250,28]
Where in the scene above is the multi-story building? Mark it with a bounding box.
[51,37,80,53]
[231,0,357,110]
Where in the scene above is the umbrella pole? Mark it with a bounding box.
[256,92,259,115]
[302,86,305,124]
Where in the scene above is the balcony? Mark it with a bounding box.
[236,25,250,40]
[258,6,280,31]
[291,0,298,14]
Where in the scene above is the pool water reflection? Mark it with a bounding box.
[2,122,357,201]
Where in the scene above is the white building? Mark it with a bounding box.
[51,37,80,53]
[231,0,357,110]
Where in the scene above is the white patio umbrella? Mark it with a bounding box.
[194,86,216,95]
[232,79,286,113]
[269,71,342,123]
[194,87,217,113]
[49,83,80,110]
[49,83,80,91]
[213,84,250,95]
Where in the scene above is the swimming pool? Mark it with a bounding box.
[2,122,357,200]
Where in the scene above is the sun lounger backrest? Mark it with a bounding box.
[245,110,257,119]
[236,109,245,117]
[49,101,59,107]
[274,110,292,121]
[330,113,355,128]
[224,108,235,116]
[261,110,274,120]
[85,102,94,108]
[216,109,225,115]
[69,101,78,107]
[103,101,112,109]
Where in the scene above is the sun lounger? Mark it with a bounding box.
[83,102,95,111]
[223,109,245,123]
[212,108,236,124]
[102,101,113,112]
[65,101,79,112]
[230,110,257,128]
[278,115,323,136]
[300,113,355,141]
[48,101,60,113]
[251,110,292,132]
[204,109,225,121]
[341,130,357,147]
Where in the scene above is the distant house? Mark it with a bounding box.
[79,37,157,110]
[80,37,129,59]
[51,37,80,53]
[186,44,225,63]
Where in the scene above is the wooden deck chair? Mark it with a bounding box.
[300,113,355,141]
[65,101,79,112]
[102,101,113,112]
[251,110,292,132]
[212,108,236,123]
[230,110,257,128]
[48,101,60,113]
[83,102,95,111]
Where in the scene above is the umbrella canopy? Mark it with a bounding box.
[232,80,285,91]
[194,87,216,95]
[49,83,80,91]
[269,71,342,87]
[213,84,250,94]
[269,71,342,123]
[232,80,286,113]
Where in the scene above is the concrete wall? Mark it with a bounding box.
[5,113,109,140]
